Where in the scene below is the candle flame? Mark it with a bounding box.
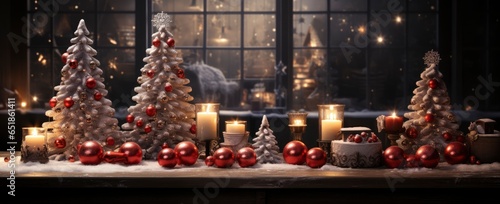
[294,119,304,125]
[206,104,211,112]
[234,121,238,125]
[33,129,38,136]
[392,112,396,117]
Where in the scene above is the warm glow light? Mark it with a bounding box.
[294,119,304,126]
[33,96,38,102]
[21,101,27,108]
[214,37,228,43]
[395,16,402,23]
[391,112,396,117]
[357,26,366,33]
[108,37,117,45]
[377,36,384,44]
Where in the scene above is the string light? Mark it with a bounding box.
[377,36,384,44]
[395,16,402,23]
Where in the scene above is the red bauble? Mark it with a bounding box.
[213,147,235,168]
[406,127,418,139]
[205,156,215,166]
[103,151,127,163]
[64,97,74,108]
[167,37,175,47]
[147,69,155,78]
[164,82,173,92]
[126,114,135,123]
[383,146,405,168]
[106,136,115,146]
[405,154,419,168]
[49,97,57,108]
[415,145,439,168]
[190,124,196,134]
[157,148,178,168]
[425,114,434,123]
[236,147,257,168]
[153,38,161,47]
[428,79,438,89]
[354,134,363,143]
[144,124,152,133]
[177,69,185,79]
[306,147,327,168]
[119,142,143,165]
[54,136,66,149]
[136,119,144,127]
[146,105,156,116]
[69,59,78,69]
[4,157,9,162]
[283,141,308,165]
[68,155,75,162]
[442,132,452,141]
[174,141,199,166]
[78,140,103,165]
[162,142,169,149]
[61,52,69,64]
[86,77,96,89]
[444,141,468,165]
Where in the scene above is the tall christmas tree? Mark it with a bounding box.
[397,50,462,155]
[252,115,282,164]
[43,19,121,161]
[121,12,196,160]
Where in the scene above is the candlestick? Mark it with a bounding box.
[226,120,246,135]
[383,111,404,146]
[318,104,345,141]
[288,110,308,141]
[195,103,220,158]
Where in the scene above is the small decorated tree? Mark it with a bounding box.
[121,12,196,160]
[397,50,462,156]
[252,115,282,164]
[43,19,121,161]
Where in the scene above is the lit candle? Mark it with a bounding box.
[24,129,45,148]
[293,119,304,126]
[226,121,246,134]
[196,107,217,141]
[321,113,342,140]
[384,111,403,134]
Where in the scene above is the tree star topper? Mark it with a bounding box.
[423,49,441,66]
[152,12,172,30]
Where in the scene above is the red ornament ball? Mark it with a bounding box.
[54,136,66,149]
[283,140,308,165]
[64,97,74,108]
[306,147,327,168]
[106,136,115,146]
[177,69,185,79]
[136,119,144,127]
[236,147,257,168]
[428,79,438,89]
[165,82,173,92]
[94,91,102,101]
[469,155,478,164]
[68,155,75,163]
[119,142,143,165]
[444,141,468,165]
[126,114,135,123]
[442,132,452,141]
[157,148,178,168]
[4,157,9,162]
[147,69,155,78]
[86,77,96,89]
[78,140,103,165]
[406,127,419,139]
[162,142,169,149]
[49,97,57,108]
[144,124,152,133]
[354,134,363,143]
[167,37,175,47]
[425,113,434,123]
[174,141,199,166]
[69,59,78,69]
[146,105,156,116]
[153,38,161,47]
[213,147,235,168]
[383,146,405,169]
[405,154,419,168]
[61,52,69,64]
[415,145,440,168]
[190,124,196,134]
[205,156,215,166]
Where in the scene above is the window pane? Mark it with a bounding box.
[490,12,500,48]
[369,13,405,47]
[244,50,276,78]
[408,13,437,48]
[490,49,500,111]
[207,0,241,12]
[293,14,327,48]
[330,14,367,47]
[153,0,204,12]
[370,0,406,12]
[168,14,204,47]
[178,49,205,65]
[59,0,96,12]
[97,14,135,47]
[460,12,486,48]
[408,0,438,12]
[244,14,276,47]
[369,48,405,110]
[30,49,53,109]
[206,49,241,79]
[292,48,328,111]
[27,14,52,48]
[330,0,367,12]
[245,0,275,11]
[53,14,96,49]
[207,14,241,47]
[460,49,487,111]
[293,0,327,11]
[98,0,135,11]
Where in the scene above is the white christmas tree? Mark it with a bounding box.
[43,19,121,161]
[121,12,196,160]
[397,50,462,155]
[252,115,282,164]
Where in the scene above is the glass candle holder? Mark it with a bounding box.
[21,127,48,163]
[195,103,220,141]
[318,104,345,141]
[288,111,308,141]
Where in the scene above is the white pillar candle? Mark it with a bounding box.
[321,113,342,140]
[226,121,245,134]
[24,130,45,148]
[196,111,217,140]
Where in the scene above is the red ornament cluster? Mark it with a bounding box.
[346,132,379,143]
